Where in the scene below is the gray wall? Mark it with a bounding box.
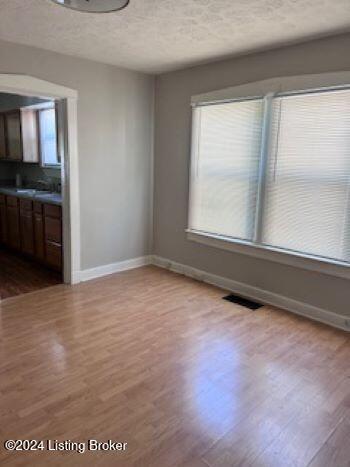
[154,33,350,317]
[0,39,154,271]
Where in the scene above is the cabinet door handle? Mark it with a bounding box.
[47,240,61,248]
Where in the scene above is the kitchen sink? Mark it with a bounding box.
[14,188,36,193]
[14,189,51,195]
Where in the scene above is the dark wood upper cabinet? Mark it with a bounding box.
[0,104,60,164]
[5,110,22,161]
[21,109,39,163]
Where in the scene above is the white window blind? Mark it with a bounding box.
[189,86,350,266]
[262,90,350,262]
[189,99,263,241]
[39,108,59,166]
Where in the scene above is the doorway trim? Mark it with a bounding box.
[0,74,80,284]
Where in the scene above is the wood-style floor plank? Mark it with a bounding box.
[308,418,350,467]
[0,266,349,466]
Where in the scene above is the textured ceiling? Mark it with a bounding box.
[0,0,349,74]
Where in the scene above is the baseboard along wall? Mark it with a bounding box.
[77,254,350,332]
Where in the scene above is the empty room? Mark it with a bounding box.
[0,1,349,466]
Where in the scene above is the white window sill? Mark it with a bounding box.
[186,229,350,280]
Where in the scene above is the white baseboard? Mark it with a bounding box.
[152,255,350,332]
[78,255,152,282]
[74,253,349,332]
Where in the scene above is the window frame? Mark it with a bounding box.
[187,73,350,280]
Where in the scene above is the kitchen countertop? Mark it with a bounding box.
[0,187,62,206]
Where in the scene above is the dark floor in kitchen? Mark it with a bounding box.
[0,247,62,300]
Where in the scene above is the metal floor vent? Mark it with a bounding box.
[223,294,263,310]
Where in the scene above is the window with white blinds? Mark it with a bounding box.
[189,99,263,241]
[188,87,350,265]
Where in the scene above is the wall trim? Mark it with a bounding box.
[191,70,350,105]
[74,253,349,332]
[79,256,152,282]
[152,255,350,332]
[186,230,350,280]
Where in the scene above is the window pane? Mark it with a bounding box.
[189,99,263,241]
[39,108,59,165]
[262,89,350,262]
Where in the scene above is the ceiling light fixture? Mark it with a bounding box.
[50,0,130,13]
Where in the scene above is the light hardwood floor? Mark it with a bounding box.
[0,266,349,466]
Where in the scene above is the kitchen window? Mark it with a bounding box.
[38,106,60,167]
[188,86,350,274]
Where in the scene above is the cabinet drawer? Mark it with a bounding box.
[45,241,62,270]
[6,195,18,207]
[45,216,62,244]
[0,194,5,205]
[44,204,61,219]
[20,198,33,212]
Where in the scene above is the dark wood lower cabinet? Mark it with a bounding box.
[0,194,62,273]
[44,212,62,271]
[33,212,45,260]
[0,194,7,243]
[20,199,35,256]
[6,198,21,250]
[20,210,35,255]
[45,241,62,271]
[44,216,62,244]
